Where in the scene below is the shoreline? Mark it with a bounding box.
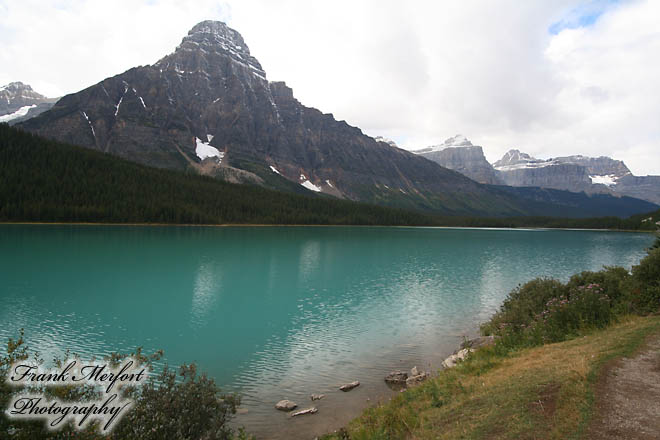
[232,327,483,440]
[0,221,654,233]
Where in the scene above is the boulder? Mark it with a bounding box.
[339,381,360,392]
[384,371,408,384]
[406,371,430,387]
[291,407,318,417]
[442,348,473,369]
[275,400,297,411]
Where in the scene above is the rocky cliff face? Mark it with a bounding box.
[19,21,533,216]
[613,175,660,205]
[493,149,660,204]
[413,135,504,185]
[0,82,56,124]
[493,149,595,192]
[554,155,631,178]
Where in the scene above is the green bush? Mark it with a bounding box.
[567,267,631,313]
[0,333,250,440]
[628,248,660,314]
[480,278,568,336]
[482,245,659,350]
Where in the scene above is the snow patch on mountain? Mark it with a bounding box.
[301,180,321,192]
[0,105,36,122]
[195,137,223,163]
[590,175,618,186]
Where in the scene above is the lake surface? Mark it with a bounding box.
[0,225,654,438]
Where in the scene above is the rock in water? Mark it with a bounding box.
[275,400,297,411]
[310,394,325,401]
[290,407,318,417]
[406,371,430,387]
[340,381,360,391]
[384,371,408,384]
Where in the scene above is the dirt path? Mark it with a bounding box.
[588,333,660,439]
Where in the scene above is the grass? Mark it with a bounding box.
[321,314,660,440]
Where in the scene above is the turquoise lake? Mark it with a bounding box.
[0,225,654,438]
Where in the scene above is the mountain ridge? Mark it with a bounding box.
[17,20,538,217]
[414,135,660,205]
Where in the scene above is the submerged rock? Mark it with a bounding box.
[275,400,297,411]
[291,407,318,417]
[340,381,360,392]
[310,394,325,401]
[384,371,408,384]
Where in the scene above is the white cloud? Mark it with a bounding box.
[0,0,658,175]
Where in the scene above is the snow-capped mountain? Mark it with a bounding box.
[493,149,660,204]
[411,135,659,205]
[19,20,539,217]
[412,135,504,185]
[0,82,56,124]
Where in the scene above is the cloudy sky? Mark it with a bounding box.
[1,0,658,174]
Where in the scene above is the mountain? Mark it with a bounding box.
[493,149,595,193]
[0,82,56,124]
[493,185,657,219]
[15,21,658,217]
[412,135,504,185]
[18,20,540,217]
[611,175,660,205]
[2,124,657,224]
[553,155,631,179]
[493,149,660,204]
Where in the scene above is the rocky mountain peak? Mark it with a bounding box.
[1,81,47,102]
[493,149,538,168]
[412,135,503,185]
[183,21,250,55]
[0,81,54,123]
[412,134,475,155]
[442,134,472,148]
[157,20,267,82]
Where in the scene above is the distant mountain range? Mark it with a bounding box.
[414,136,660,205]
[7,21,659,218]
[0,82,57,124]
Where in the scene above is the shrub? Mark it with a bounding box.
[480,278,568,336]
[567,267,631,313]
[482,245,660,350]
[628,247,660,314]
[0,333,249,440]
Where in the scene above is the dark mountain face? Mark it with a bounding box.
[0,82,56,124]
[19,20,535,216]
[17,21,658,217]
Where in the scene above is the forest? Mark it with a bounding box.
[1,123,658,230]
